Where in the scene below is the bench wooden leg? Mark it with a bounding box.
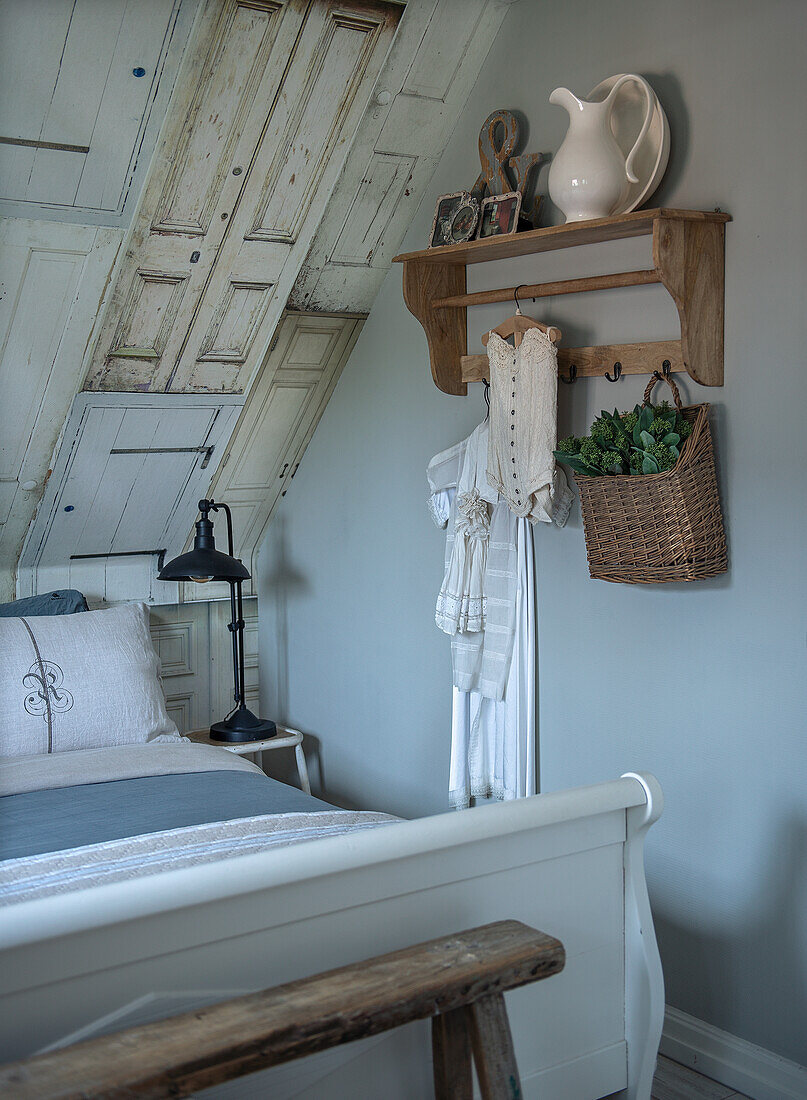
[467,993,522,1100]
[432,1007,473,1099]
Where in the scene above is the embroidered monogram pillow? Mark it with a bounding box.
[0,602,179,757]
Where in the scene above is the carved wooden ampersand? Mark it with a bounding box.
[474,109,519,196]
[471,109,547,224]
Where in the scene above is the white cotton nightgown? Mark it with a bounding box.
[434,422,495,635]
[428,424,537,807]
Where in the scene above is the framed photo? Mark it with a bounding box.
[477,191,522,239]
[445,195,480,244]
[428,191,470,248]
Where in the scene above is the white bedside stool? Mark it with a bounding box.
[186,726,311,794]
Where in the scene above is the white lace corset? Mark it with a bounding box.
[486,328,571,525]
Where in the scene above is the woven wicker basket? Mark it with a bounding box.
[575,373,727,584]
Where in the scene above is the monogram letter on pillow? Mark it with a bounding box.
[0,603,179,757]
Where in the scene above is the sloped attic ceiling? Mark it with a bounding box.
[0,0,511,605]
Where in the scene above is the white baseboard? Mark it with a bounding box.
[661,1006,807,1100]
[521,1041,627,1100]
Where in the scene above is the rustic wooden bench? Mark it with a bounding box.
[0,919,564,1099]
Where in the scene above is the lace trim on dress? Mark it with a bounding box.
[427,492,449,529]
[455,488,490,539]
[486,327,555,373]
[449,779,516,809]
[435,592,486,635]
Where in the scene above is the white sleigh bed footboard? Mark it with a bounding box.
[0,773,664,1100]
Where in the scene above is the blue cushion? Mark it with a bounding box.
[0,590,89,617]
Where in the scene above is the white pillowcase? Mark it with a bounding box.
[0,602,180,757]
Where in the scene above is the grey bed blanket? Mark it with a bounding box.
[0,770,334,861]
[0,742,262,796]
[0,810,395,905]
[0,744,396,905]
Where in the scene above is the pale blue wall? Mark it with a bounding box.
[258,0,807,1064]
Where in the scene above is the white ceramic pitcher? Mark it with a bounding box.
[548,74,654,222]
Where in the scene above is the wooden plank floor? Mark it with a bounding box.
[651,1056,751,1100]
[605,1057,751,1100]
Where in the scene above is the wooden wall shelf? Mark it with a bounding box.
[392,208,729,395]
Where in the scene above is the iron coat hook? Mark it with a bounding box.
[605,362,622,382]
[559,363,577,384]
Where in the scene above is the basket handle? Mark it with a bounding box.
[643,370,684,412]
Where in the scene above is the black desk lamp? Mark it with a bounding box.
[159,499,277,742]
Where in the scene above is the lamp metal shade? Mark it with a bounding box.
[159,546,249,582]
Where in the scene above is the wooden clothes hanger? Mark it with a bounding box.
[481,284,562,348]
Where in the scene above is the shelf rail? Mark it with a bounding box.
[433,269,661,310]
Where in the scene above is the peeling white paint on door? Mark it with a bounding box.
[289,0,509,313]
[1,0,510,604]
[83,0,398,396]
[0,219,124,602]
[181,310,362,601]
[17,392,242,605]
[0,0,199,226]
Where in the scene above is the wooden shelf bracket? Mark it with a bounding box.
[393,209,729,394]
[652,214,725,387]
[402,259,468,396]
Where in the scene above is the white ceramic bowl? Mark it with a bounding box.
[587,74,670,214]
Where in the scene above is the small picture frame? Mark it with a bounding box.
[445,195,480,244]
[477,191,522,239]
[429,191,470,248]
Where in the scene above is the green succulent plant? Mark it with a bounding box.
[557,435,582,455]
[590,416,617,445]
[554,399,692,477]
[649,416,675,440]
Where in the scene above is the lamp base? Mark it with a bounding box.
[210,706,277,743]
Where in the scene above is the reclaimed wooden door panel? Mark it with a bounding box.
[107,268,190,361]
[38,406,217,562]
[168,0,397,394]
[195,281,275,366]
[183,278,277,392]
[151,1,291,238]
[223,314,352,491]
[288,0,509,314]
[81,0,398,393]
[0,219,123,602]
[72,0,193,214]
[149,599,259,732]
[244,0,399,247]
[0,484,15,530]
[196,313,361,588]
[0,247,88,481]
[0,0,188,214]
[232,384,315,493]
[321,147,440,289]
[329,152,418,267]
[215,380,320,567]
[85,0,306,392]
[0,0,80,205]
[401,0,489,102]
[20,395,241,585]
[149,602,212,733]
